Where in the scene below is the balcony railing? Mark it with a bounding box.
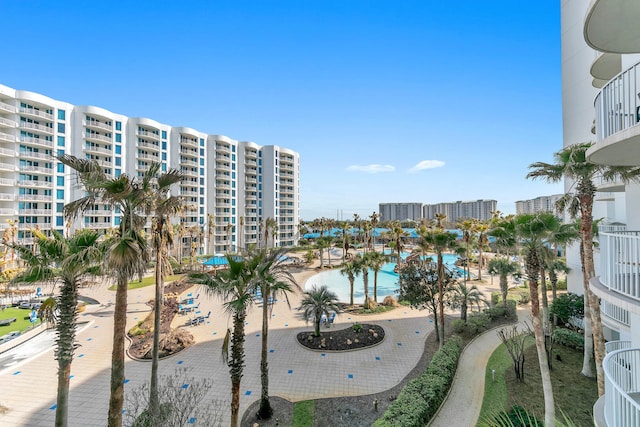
[19,107,53,120]
[85,133,112,143]
[595,61,640,142]
[0,101,15,113]
[603,348,640,426]
[19,122,53,134]
[606,341,632,354]
[601,300,630,326]
[599,223,628,233]
[84,120,112,131]
[0,132,16,143]
[20,136,53,147]
[0,117,16,128]
[599,231,640,301]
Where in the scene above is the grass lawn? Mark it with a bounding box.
[108,274,185,291]
[0,307,41,334]
[292,400,314,427]
[479,335,598,426]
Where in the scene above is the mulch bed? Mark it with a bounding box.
[296,324,385,351]
[127,279,195,360]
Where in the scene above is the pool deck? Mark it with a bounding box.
[0,255,436,426]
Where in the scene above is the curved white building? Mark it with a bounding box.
[0,83,300,251]
[562,1,640,425]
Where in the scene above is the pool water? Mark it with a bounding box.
[304,252,462,304]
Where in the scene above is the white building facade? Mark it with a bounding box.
[0,83,300,253]
[423,199,497,223]
[378,202,423,222]
[561,1,640,425]
[514,194,563,215]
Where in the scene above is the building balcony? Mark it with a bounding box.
[180,148,198,157]
[138,141,161,151]
[0,192,13,201]
[601,299,630,327]
[19,121,53,134]
[0,101,15,113]
[18,194,49,202]
[137,129,160,140]
[19,150,49,160]
[19,209,52,216]
[85,145,112,156]
[85,222,112,229]
[597,347,640,426]
[19,165,52,174]
[0,117,16,128]
[19,107,53,121]
[585,0,640,54]
[87,210,112,216]
[84,133,112,143]
[215,144,231,153]
[593,231,640,315]
[181,190,198,197]
[0,162,14,172]
[0,132,16,143]
[84,120,113,132]
[0,178,13,186]
[17,179,52,188]
[181,169,198,178]
[591,52,622,82]
[180,138,198,148]
[180,158,198,167]
[216,162,231,171]
[19,136,52,147]
[0,208,14,216]
[588,60,640,166]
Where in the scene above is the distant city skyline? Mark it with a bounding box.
[1,1,564,220]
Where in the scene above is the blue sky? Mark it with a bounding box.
[3,0,564,220]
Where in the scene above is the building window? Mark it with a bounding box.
[162,163,167,172]
[162,141,166,150]
[57,149,64,157]
[56,203,64,213]
[200,197,204,205]
[57,110,65,120]
[115,157,121,166]
[200,168,204,176]
[115,216,121,225]
[200,148,204,156]
[56,216,64,226]
[162,152,166,161]
[115,169,121,176]
[199,158,204,165]
[115,133,121,143]
[57,164,64,173]
[56,189,64,199]
[115,145,121,154]
[57,123,65,134]
[57,136,65,147]
[162,130,167,139]
[116,121,122,131]
[200,138,204,146]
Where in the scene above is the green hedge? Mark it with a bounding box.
[553,327,584,350]
[491,289,530,306]
[374,336,463,426]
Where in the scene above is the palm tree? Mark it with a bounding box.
[189,254,257,427]
[416,225,458,345]
[389,221,407,267]
[489,214,518,256]
[488,257,520,308]
[515,212,557,426]
[458,219,475,283]
[434,212,447,229]
[59,154,151,427]
[370,211,379,252]
[355,253,371,308]
[264,217,277,248]
[451,282,486,322]
[527,142,640,393]
[175,222,187,264]
[254,249,300,419]
[226,221,233,253]
[368,251,386,303]
[301,285,340,337]
[207,213,215,255]
[12,229,104,427]
[474,220,490,280]
[340,259,360,306]
[238,216,244,253]
[145,165,184,420]
[338,221,351,262]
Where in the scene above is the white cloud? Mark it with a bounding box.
[408,160,445,173]
[346,164,396,173]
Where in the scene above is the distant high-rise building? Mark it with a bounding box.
[514,194,562,215]
[378,203,423,222]
[422,199,497,223]
[0,83,301,252]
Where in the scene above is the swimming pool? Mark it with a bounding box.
[304,253,461,304]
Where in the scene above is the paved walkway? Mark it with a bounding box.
[0,263,433,426]
[430,308,529,427]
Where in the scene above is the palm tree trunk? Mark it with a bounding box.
[373,271,378,303]
[107,275,128,427]
[349,279,354,306]
[55,280,77,427]
[149,243,163,419]
[437,253,445,346]
[230,312,246,427]
[526,253,555,427]
[363,271,369,309]
[500,274,508,308]
[478,244,483,280]
[540,266,549,332]
[259,286,272,419]
[579,229,595,378]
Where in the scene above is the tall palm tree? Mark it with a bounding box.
[338,221,351,262]
[515,212,557,426]
[488,257,520,308]
[207,213,215,255]
[145,165,184,420]
[368,251,386,303]
[12,229,104,427]
[451,282,486,322]
[264,217,277,248]
[489,214,518,256]
[370,211,379,252]
[59,154,151,427]
[189,254,257,427]
[301,285,340,337]
[434,212,447,229]
[355,253,371,308]
[416,225,458,345]
[389,221,407,267]
[226,221,233,253]
[238,216,244,253]
[527,142,640,393]
[175,222,187,264]
[458,219,475,283]
[474,220,490,280]
[254,249,300,420]
[340,260,360,306]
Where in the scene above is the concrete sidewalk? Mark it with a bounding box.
[430,309,529,427]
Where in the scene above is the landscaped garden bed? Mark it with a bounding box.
[296,323,385,351]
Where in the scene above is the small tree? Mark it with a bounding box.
[301,285,340,337]
[488,257,520,308]
[497,326,529,382]
[450,282,486,322]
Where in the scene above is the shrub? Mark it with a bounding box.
[374,336,462,426]
[491,290,530,306]
[556,279,567,290]
[451,319,466,334]
[467,312,490,335]
[352,322,363,333]
[554,327,584,350]
[550,293,584,326]
[484,300,517,320]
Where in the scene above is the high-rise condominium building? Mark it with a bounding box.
[423,199,497,223]
[561,1,640,425]
[378,203,423,222]
[514,194,562,215]
[0,83,300,253]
